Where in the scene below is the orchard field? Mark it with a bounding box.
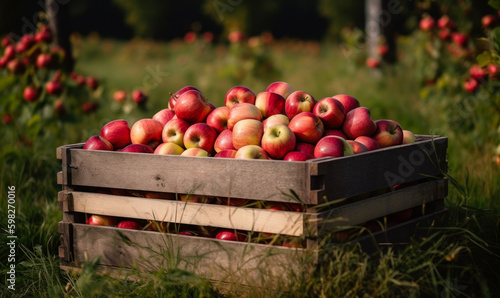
[1,1,500,297]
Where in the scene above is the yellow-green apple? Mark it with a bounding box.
[162,118,190,148]
[266,81,294,99]
[219,197,249,206]
[214,129,234,152]
[261,124,296,159]
[214,149,238,158]
[183,123,217,152]
[119,144,154,153]
[206,106,229,133]
[341,107,377,139]
[227,103,262,130]
[372,120,403,148]
[313,97,345,129]
[295,142,315,156]
[100,119,131,149]
[324,129,347,139]
[332,94,360,114]
[152,109,175,127]
[154,142,185,155]
[174,90,211,123]
[346,140,368,154]
[181,148,210,157]
[285,91,316,119]
[283,151,314,161]
[354,136,381,151]
[255,91,286,118]
[113,90,127,102]
[263,114,289,131]
[314,136,354,158]
[232,119,264,150]
[132,89,147,105]
[235,145,269,159]
[215,230,247,242]
[83,135,114,151]
[224,86,256,108]
[87,215,117,226]
[117,220,143,230]
[288,112,324,144]
[169,86,200,109]
[130,119,164,149]
[402,130,416,144]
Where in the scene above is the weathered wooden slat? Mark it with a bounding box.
[60,191,305,236]
[71,223,313,287]
[57,171,63,185]
[58,222,72,262]
[310,179,447,234]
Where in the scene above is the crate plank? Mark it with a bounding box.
[59,190,305,236]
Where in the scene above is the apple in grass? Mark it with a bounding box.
[313,97,345,129]
[402,130,416,144]
[232,119,263,150]
[332,94,360,114]
[214,149,238,158]
[154,142,185,155]
[283,151,314,161]
[288,112,324,144]
[214,129,234,152]
[263,114,289,131]
[183,123,217,153]
[152,109,175,127]
[346,140,368,154]
[324,129,347,139]
[83,135,114,151]
[227,103,262,130]
[130,119,164,150]
[181,148,210,157]
[354,136,381,151]
[119,144,154,153]
[295,142,315,156]
[235,145,269,159]
[285,91,316,119]
[314,136,354,158]
[168,85,200,109]
[224,86,256,108]
[371,120,403,148]
[88,215,117,226]
[100,120,131,149]
[341,107,377,139]
[174,90,211,123]
[261,124,296,159]
[162,118,190,148]
[206,106,229,133]
[266,81,294,99]
[255,91,286,118]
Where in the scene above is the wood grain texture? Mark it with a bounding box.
[60,190,305,236]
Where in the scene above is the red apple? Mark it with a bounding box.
[130,119,164,149]
[402,130,416,144]
[354,136,381,151]
[83,135,114,151]
[34,29,52,43]
[341,107,377,139]
[45,80,63,95]
[288,112,324,144]
[224,86,256,108]
[285,91,316,119]
[227,103,262,130]
[113,90,127,102]
[7,59,25,74]
[313,97,345,129]
[263,114,290,131]
[206,106,229,133]
[218,197,249,206]
[181,148,210,157]
[214,129,235,152]
[451,32,467,47]
[366,57,380,68]
[86,76,99,90]
[482,14,496,28]
[215,230,246,242]
[174,90,211,123]
[332,94,360,114]
[36,53,53,68]
[470,65,487,79]
[232,119,264,150]
[255,91,286,118]
[489,64,499,78]
[314,136,354,158]
[437,15,453,29]
[346,140,368,154]
[372,120,403,148]
[283,151,314,161]
[23,85,39,102]
[464,78,478,93]
[3,45,15,60]
[88,215,117,226]
[100,120,131,149]
[294,142,315,156]
[162,118,190,148]
[54,98,65,116]
[235,145,269,159]
[154,142,185,155]
[153,109,175,127]
[419,16,435,31]
[169,86,200,109]
[0,56,9,68]
[117,220,143,230]
[119,144,154,153]
[324,129,347,139]
[132,89,147,105]
[183,123,217,152]
[1,37,11,47]
[261,124,296,159]
[214,149,238,158]
[266,81,294,99]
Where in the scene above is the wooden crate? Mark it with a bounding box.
[57,135,448,286]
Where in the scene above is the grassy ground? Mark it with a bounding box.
[1,37,499,296]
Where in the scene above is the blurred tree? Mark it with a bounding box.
[317,1,365,40]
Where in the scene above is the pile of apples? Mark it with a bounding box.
[83,81,417,160]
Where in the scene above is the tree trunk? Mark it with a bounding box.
[47,0,74,71]
[365,0,381,59]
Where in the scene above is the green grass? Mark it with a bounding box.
[1,36,499,297]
